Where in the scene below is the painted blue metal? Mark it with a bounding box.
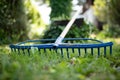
[10,42,113,49]
[9,38,113,58]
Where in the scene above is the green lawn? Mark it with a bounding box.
[0,39,120,80]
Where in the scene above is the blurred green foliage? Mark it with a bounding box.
[0,0,45,44]
[0,42,120,80]
[107,0,120,37]
[25,0,43,25]
[24,0,45,39]
[46,0,92,39]
[43,22,90,39]
[94,0,120,37]
[0,0,28,44]
[93,0,108,22]
[50,0,72,20]
[108,0,120,26]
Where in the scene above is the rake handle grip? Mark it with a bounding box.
[54,8,81,46]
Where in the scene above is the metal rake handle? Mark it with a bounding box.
[54,8,82,46]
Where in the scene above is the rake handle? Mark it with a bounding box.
[54,8,82,46]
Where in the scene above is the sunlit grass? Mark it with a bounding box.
[0,38,120,80]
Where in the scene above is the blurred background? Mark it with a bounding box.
[0,0,120,44]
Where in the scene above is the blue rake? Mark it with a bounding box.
[9,8,113,58]
[9,38,113,58]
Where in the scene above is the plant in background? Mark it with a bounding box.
[43,23,63,39]
[94,0,120,37]
[93,0,109,22]
[25,0,44,25]
[0,0,28,44]
[49,0,72,20]
[66,22,90,38]
[44,0,92,40]
[107,0,120,37]
[43,0,99,40]
[24,0,45,39]
[108,0,120,26]
[43,21,90,40]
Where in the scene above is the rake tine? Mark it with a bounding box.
[72,48,75,53]
[14,48,16,52]
[78,48,81,56]
[91,48,93,56]
[98,47,100,57]
[49,48,52,51]
[55,48,58,53]
[84,48,87,54]
[38,48,41,54]
[27,49,30,56]
[66,48,69,58]
[22,49,25,55]
[104,47,106,57]
[44,48,46,53]
[18,49,20,55]
[10,48,13,52]
[60,48,64,58]
[110,46,112,55]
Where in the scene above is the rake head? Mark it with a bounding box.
[9,38,113,58]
